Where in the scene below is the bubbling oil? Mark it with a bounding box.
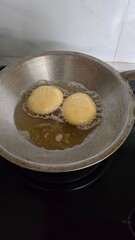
[14,81,103,150]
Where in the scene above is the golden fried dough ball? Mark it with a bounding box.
[61,92,96,126]
[27,85,63,114]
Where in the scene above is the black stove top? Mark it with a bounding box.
[0,65,135,240]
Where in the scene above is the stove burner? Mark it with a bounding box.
[128,208,135,237]
[10,157,113,192]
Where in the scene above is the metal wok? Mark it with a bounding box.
[0,51,135,172]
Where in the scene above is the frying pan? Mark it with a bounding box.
[0,51,135,172]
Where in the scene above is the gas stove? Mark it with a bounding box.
[0,65,135,240]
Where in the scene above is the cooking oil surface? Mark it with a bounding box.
[14,81,103,150]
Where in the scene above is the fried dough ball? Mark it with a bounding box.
[61,92,96,126]
[27,85,63,114]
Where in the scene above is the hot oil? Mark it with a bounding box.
[14,81,103,150]
[14,98,95,150]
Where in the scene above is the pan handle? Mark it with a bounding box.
[121,70,135,120]
[120,70,135,81]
